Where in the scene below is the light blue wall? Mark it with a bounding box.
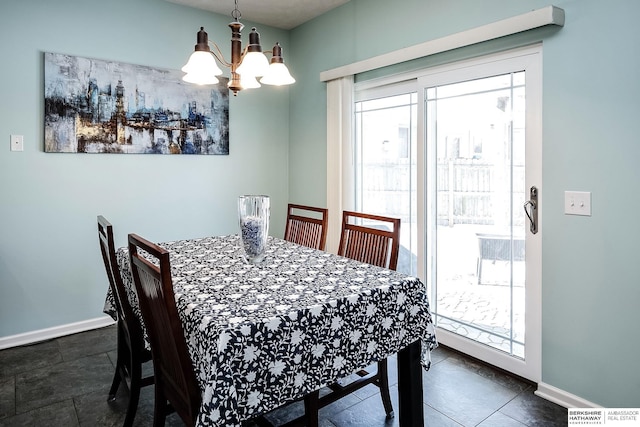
[288,0,640,408]
[0,0,290,336]
[2,0,639,409]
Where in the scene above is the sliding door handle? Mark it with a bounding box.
[524,186,538,234]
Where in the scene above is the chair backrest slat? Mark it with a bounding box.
[128,233,201,425]
[98,216,142,336]
[284,204,328,251]
[338,211,400,271]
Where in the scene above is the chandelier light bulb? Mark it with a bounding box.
[236,51,270,77]
[260,43,295,86]
[239,74,261,89]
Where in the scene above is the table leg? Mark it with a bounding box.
[397,340,423,426]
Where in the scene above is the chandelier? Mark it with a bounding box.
[181,0,295,95]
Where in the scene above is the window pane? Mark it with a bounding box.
[427,71,526,358]
[355,94,417,275]
[429,73,522,100]
[359,93,413,112]
[513,71,525,86]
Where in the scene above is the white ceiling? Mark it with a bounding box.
[166,0,351,30]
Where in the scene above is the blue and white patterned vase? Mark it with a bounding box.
[238,195,270,263]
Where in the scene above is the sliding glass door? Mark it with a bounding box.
[418,47,542,380]
[353,46,542,381]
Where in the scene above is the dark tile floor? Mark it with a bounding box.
[0,325,568,426]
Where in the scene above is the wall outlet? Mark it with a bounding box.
[10,135,24,151]
[564,191,591,216]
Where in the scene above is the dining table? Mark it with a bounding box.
[103,234,437,427]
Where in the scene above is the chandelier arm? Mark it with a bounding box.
[240,45,250,61]
[209,42,232,68]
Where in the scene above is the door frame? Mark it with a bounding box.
[417,44,542,382]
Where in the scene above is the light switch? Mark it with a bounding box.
[10,135,24,151]
[564,191,591,216]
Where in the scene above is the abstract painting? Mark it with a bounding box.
[44,52,229,154]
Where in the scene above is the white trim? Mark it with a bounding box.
[355,44,542,93]
[0,316,116,350]
[326,76,354,253]
[435,328,535,381]
[320,5,564,82]
[536,382,602,409]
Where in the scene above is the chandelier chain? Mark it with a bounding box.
[231,0,241,21]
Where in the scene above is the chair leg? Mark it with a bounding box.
[378,359,394,418]
[108,322,126,400]
[123,356,143,427]
[152,387,167,427]
[108,369,122,401]
[303,390,320,427]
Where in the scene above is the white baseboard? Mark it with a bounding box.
[0,316,116,350]
[536,382,602,408]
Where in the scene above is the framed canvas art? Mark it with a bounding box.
[44,52,229,154]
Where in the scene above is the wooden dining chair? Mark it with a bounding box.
[283,203,328,250]
[337,211,400,271]
[98,216,153,427]
[128,233,201,427]
[303,210,401,423]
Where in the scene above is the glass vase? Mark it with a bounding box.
[238,195,270,264]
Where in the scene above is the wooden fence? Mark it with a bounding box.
[361,158,526,226]
[437,159,525,226]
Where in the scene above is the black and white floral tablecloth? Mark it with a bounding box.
[104,234,437,427]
